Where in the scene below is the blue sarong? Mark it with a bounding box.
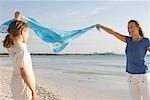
[0,16,96,52]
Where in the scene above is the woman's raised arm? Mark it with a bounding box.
[96,24,126,43]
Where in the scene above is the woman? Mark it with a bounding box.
[3,20,36,100]
[96,20,150,100]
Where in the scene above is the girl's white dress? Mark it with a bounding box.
[8,42,35,100]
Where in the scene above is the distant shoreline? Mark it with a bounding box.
[0,53,149,56]
[0,52,125,56]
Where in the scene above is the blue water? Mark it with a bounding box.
[0,55,149,76]
[1,55,149,99]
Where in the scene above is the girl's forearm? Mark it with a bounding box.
[20,67,36,94]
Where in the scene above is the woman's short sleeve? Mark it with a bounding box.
[125,36,131,44]
[144,38,150,48]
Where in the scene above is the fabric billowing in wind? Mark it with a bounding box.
[0,16,96,52]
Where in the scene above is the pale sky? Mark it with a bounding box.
[0,0,149,54]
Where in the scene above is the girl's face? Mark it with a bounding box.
[128,22,139,36]
[15,14,21,21]
[22,28,29,43]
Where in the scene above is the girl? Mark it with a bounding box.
[14,11,21,21]
[96,20,150,100]
[3,20,36,100]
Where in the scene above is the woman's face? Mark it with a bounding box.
[22,28,29,43]
[128,22,139,36]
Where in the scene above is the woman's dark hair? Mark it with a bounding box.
[128,20,144,37]
[3,20,28,48]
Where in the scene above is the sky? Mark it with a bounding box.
[0,0,149,54]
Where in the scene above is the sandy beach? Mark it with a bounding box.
[0,67,130,100]
[0,66,62,100]
[34,68,132,100]
[0,65,132,100]
[0,54,135,100]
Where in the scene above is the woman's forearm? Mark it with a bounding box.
[96,24,116,35]
[96,24,126,42]
[20,67,36,94]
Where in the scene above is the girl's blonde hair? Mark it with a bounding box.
[3,20,28,48]
[128,20,144,37]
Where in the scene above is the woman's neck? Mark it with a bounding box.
[132,34,143,42]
